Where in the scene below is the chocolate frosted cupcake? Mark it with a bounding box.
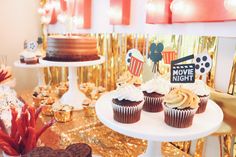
[141,78,169,112]
[112,85,144,123]
[182,80,210,113]
[163,88,199,128]
[66,143,92,157]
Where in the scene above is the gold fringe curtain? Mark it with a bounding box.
[228,53,236,95]
[43,34,218,90]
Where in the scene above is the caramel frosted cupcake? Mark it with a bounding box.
[112,85,144,123]
[163,88,199,128]
[182,80,210,113]
[141,78,169,112]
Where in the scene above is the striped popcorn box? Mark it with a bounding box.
[162,51,177,64]
[128,55,144,76]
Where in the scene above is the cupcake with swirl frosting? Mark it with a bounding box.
[141,78,170,112]
[163,88,199,128]
[112,84,144,123]
[116,71,142,87]
[182,80,210,113]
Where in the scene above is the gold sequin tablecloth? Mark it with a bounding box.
[21,92,236,157]
[20,91,195,157]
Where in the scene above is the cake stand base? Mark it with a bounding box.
[140,141,161,157]
[60,67,86,110]
[39,57,105,110]
[37,68,45,86]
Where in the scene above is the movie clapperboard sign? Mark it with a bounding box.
[171,54,195,83]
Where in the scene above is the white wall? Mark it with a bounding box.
[215,37,236,93]
[0,0,41,92]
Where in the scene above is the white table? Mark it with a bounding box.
[14,61,49,86]
[40,56,105,109]
[95,92,224,157]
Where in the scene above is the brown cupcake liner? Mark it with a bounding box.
[196,96,209,114]
[32,96,43,108]
[54,110,72,123]
[42,105,54,116]
[163,105,197,128]
[112,101,144,124]
[143,96,164,112]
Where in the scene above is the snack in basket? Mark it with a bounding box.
[0,104,55,156]
[52,102,73,122]
[32,86,51,107]
[79,82,96,96]
[182,80,210,113]
[56,82,69,97]
[41,97,55,116]
[83,99,96,117]
[79,82,106,100]
[163,88,199,128]
[112,84,144,124]
[90,86,106,100]
[141,77,170,112]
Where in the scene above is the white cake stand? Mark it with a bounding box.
[14,61,49,86]
[39,56,105,109]
[95,92,224,157]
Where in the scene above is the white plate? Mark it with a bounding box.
[96,91,223,142]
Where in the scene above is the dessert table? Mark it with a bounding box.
[39,56,105,109]
[96,92,224,156]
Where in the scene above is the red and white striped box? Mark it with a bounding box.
[128,56,144,76]
[162,51,177,64]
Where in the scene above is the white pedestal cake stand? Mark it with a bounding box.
[40,56,105,110]
[14,61,48,86]
[95,92,224,157]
